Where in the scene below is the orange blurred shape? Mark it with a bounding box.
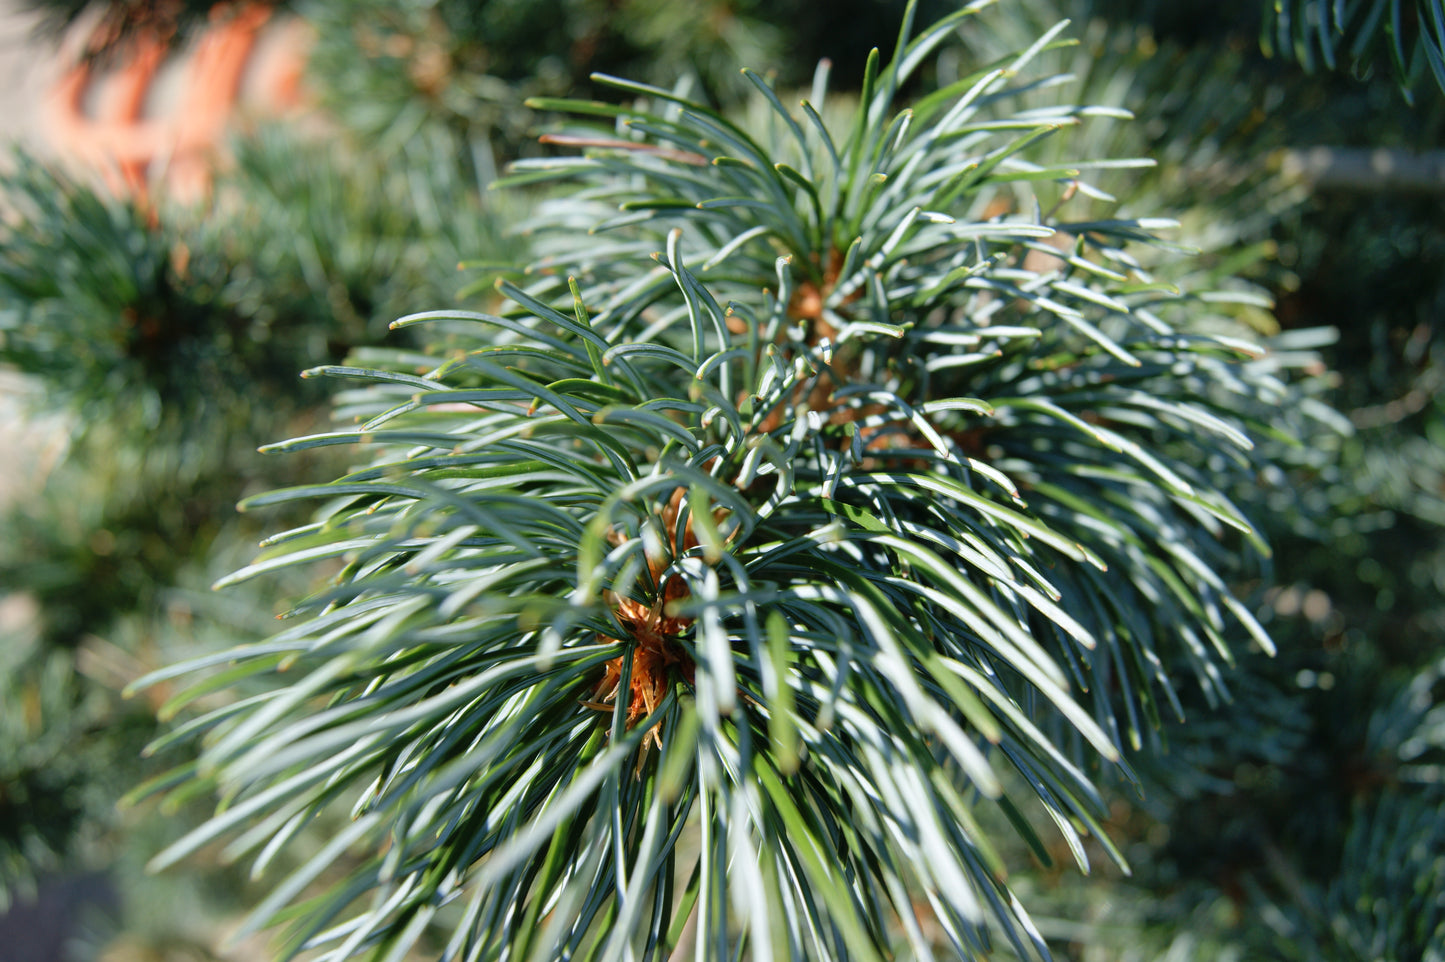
[45,2,311,205]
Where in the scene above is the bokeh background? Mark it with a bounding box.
[0,1,1441,959]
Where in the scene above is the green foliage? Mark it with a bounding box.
[997,22,1445,953]
[134,4,1334,958]
[1149,654,1445,961]
[0,126,506,912]
[300,0,796,182]
[0,130,505,644]
[0,645,113,912]
[300,0,569,177]
[0,159,242,428]
[1261,0,1445,101]
[6,0,1437,957]
[1085,0,1445,100]
[955,1,1348,544]
[300,0,979,185]
[0,128,508,426]
[1263,658,1445,961]
[1283,790,1445,960]
[1,443,231,649]
[220,128,513,350]
[1136,168,1445,957]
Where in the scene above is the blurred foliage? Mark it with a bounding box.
[1092,0,1445,99]
[970,3,1445,958]
[0,125,509,917]
[1258,0,1445,102]
[0,160,249,429]
[301,0,967,180]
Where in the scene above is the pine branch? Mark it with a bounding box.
[1261,0,1445,101]
[132,4,1339,959]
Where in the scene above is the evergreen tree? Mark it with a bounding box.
[127,4,1340,958]
[2,0,1441,958]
